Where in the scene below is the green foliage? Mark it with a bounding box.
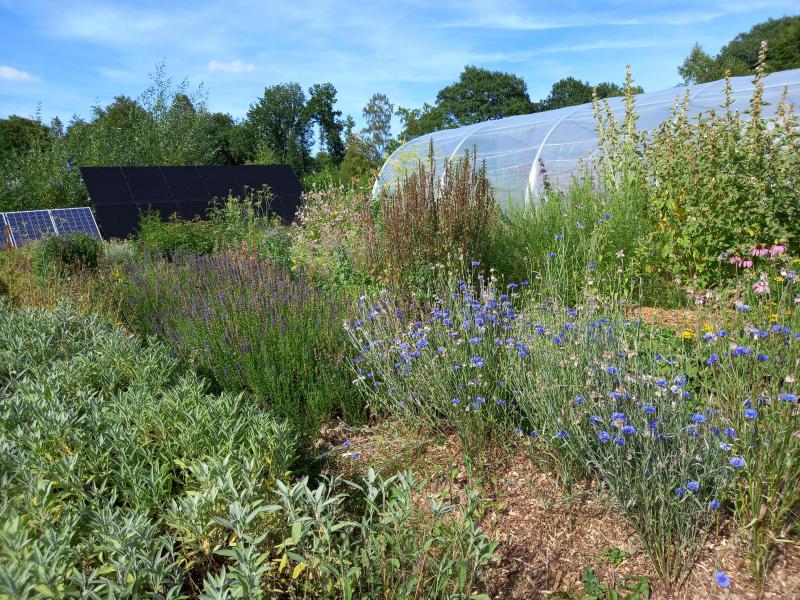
[32,232,100,277]
[361,92,394,160]
[0,301,296,598]
[306,82,346,164]
[136,211,216,257]
[540,77,643,111]
[0,114,49,165]
[246,82,313,176]
[679,16,800,83]
[580,569,651,600]
[600,50,800,287]
[199,468,497,599]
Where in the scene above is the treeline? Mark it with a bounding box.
[1,15,797,213]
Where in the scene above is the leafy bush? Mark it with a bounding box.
[379,146,497,288]
[0,301,296,598]
[101,239,136,267]
[31,231,100,277]
[196,469,497,599]
[136,210,216,257]
[119,251,362,437]
[594,52,800,288]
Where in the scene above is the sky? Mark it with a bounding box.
[0,0,798,132]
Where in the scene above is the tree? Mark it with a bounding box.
[396,103,449,140]
[540,77,643,111]
[435,66,534,126]
[361,93,393,160]
[678,16,800,84]
[306,83,345,164]
[0,115,49,165]
[197,112,240,164]
[246,82,312,175]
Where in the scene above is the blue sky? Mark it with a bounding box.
[1,0,797,131]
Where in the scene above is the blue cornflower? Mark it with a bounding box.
[691,413,707,424]
[724,427,737,439]
[621,425,637,435]
[547,252,556,258]
[780,393,798,403]
[556,431,569,439]
[608,391,622,400]
[574,395,586,405]
[719,442,732,451]
[451,398,461,405]
[656,378,667,387]
[729,456,746,468]
[675,486,685,498]
[468,336,482,344]
[614,437,625,446]
[686,481,700,492]
[610,411,626,422]
[732,345,752,356]
[589,415,603,425]
[714,572,731,589]
[709,500,721,510]
[737,304,751,313]
[605,366,619,375]
[470,356,485,368]
[471,260,481,267]
[598,430,610,443]
[744,408,758,419]
[555,233,564,241]
[342,440,351,448]
[706,353,719,366]
[757,354,769,362]
[643,405,657,415]
[530,429,539,439]
[686,425,699,437]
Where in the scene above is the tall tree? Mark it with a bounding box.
[678,16,800,84]
[361,93,394,160]
[0,115,49,165]
[435,66,534,127]
[246,82,312,175]
[306,83,345,164]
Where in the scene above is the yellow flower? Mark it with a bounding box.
[770,313,779,324]
[681,329,696,340]
[774,275,785,282]
[703,322,713,333]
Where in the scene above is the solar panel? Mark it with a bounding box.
[4,210,56,246]
[0,214,10,248]
[79,167,135,205]
[160,166,207,204]
[260,165,303,222]
[122,167,178,209]
[196,166,245,201]
[50,207,102,239]
[94,205,139,239]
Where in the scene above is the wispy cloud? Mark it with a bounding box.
[208,60,255,74]
[0,65,41,82]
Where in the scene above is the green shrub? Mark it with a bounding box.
[0,301,296,598]
[136,211,216,257]
[101,239,135,267]
[31,231,100,277]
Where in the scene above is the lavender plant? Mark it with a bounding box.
[119,251,361,436]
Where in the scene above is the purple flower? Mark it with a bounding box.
[342,439,351,448]
[470,356,485,368]
[744,408,757,419]
[643,405,656,414]
[605,366,619,375]
[621,425,637,435]
[574,395,586,405]
[709,500,721,510]
[706,353,719,366]
[729,456,746,469]
[675,487,685,498]
[757,354,769,362]
[468,336,482,344]
[611,411,626,422]
[780,393,797,403]
[556,431,569,439]
[598,430,610,443]
[686,481,700,492]
[691,413,707,424]
[714,571,731,589]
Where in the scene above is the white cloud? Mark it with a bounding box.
[0,66,41,82]
[208,60,255,74]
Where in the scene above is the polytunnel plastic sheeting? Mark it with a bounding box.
[374,68,800,210]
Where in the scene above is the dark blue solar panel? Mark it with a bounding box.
[0,215,10,248]
[51,208,102,239]
[4,211,55,246]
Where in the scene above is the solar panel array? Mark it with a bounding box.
[0,207,102,249]
[80,165,303,239]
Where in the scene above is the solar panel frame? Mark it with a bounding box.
[50,207,102,239]
[0,213,11,248]
[3,210,57,246]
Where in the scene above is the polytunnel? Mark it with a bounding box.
[374,68,800,209]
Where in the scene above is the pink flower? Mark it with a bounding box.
[753,272,771,296]
[729,256,742,266]
[741,259,753,268]
[751,244,770,257]
[770,244,786,256]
